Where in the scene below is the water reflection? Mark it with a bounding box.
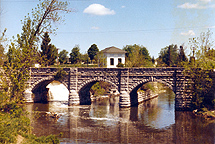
[26,88,214,144]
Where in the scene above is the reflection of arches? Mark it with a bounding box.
[129,78,175,106]
[78,78,118,105]
[31,77,69,103]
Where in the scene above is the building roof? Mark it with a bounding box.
[101,46,126,54]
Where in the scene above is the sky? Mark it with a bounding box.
[1,0,215,58]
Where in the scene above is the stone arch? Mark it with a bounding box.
[31,76,69,102]
[77,77,119,105]
[77,77,118,92]
[128,77,174,94]
[31,76,68,92]
[128,77,175,106]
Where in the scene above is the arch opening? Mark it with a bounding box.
[32,80,69,103]
[78,80,119,105]
[129,81,175,107]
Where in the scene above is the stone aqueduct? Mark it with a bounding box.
[25,67,192,110]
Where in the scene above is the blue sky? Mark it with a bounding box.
[1,0,215,58]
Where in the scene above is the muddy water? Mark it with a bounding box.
[26,89,214,144]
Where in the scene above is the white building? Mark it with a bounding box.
[102,46,126,68]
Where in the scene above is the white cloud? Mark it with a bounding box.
[91,26,100,30]
[177,3,203,9]
[207,25,215,28]
[177,1,215,9]
[83,4,115,16]
[200,0,212,3]
[121,6,126,8]
[180,30,195,36]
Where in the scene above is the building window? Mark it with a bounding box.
[118,58,122,64]
[110,58,114,65]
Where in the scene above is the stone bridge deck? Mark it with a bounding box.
[25,67,193,110]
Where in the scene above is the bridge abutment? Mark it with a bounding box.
[24,88,34,103]
[68,90,80,106]
[119,91,131,108]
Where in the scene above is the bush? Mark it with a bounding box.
[116,63,124,67]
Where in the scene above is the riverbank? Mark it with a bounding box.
[193,108,215,121]
[0,103,60,144]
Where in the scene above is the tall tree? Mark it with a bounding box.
[41,32,57,66]
[4,0,70,102]
[70,45,81,64]
[166,46,172,66]
[184,30,215,109]
[178,45,188,65]
[87,44,99,63]
[0,29,6,66]
[123,44,152,67]
[158,44,178,67]
[59,49,68,64]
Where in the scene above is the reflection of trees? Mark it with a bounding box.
[26,92,215,144]
[131,97,162,127]
[175,111,215,144]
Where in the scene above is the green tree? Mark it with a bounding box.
[0,29,6,66]
[123,44,152,67]
[158,44,178,67]
[41,32,58,66]
[80,53,90,64]
[178,45,188,66]
[70,45,81,64]
[3,0,70,102]
[88,44,99,63]
[90,81,111,97]
[184,30,215,109]
[59,49,68,64]
[95,51,106,67]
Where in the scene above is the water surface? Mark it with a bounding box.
[26,89,215,144]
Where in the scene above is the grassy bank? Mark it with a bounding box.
[0,102,60,144]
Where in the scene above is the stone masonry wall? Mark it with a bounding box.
[26,67,195,110]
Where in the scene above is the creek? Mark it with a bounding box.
[26,88,214,144]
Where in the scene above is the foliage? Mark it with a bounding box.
[87,44,99,63]
[53,63,97,68]
[140,82,155,92]
[59,49,68,64]
[54,69,67,81]
[157,44,179,67]
[116,62,124,67]
[40,32,58,66]
[0,103,60,144]
[80,53,90,64]
[184,30,215,109]
[188,30,215,69]
[69,45,81,64]
[0,29,6,66]
[90,81,111,97]
[123,44,152,67]
[178,45,188,66]
[185,69,212,109]
[3,0,70,103]
[0,1,70,143]
[95,51,106,67]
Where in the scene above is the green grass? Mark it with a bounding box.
[0,103,60,144]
